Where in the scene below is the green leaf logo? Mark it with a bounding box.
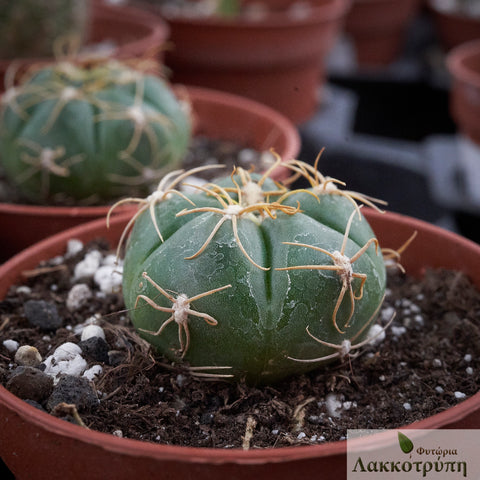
[398,432,414,454]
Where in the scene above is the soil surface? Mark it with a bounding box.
[1,239,480,449]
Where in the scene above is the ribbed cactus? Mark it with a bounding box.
[0,59,191,203]
[120,156,388,384]
[151,0,241,18]
[0,0,91,60]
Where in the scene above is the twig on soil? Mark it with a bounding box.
[292,397,316,432]
[51,402,88,428]
[0,317,9,333]
[21,264,68,278]
[242,416,257,450]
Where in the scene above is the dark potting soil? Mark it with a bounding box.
[1,239,480,449]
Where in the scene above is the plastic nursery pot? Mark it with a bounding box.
[344,0,421,66]
[427,0,480,52]
[0,85,300,264]
[1,209,480,480]
[0,0,169,93]
[447,39,480,146]
[145,0,351,125]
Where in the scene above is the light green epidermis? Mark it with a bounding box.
[0,65,191,202]
[123,186,386,384]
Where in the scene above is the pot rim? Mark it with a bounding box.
[162,0,351,29]
[0,84,300,218]
[447,38,480,88]
[427,0,480,21]
[1,209,480,464]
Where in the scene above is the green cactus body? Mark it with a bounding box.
[215,0,241,17]
[0,61,191,203]
[0,0,91,60]
[122,165,387,384]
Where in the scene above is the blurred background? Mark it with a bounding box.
[299,0,480,244]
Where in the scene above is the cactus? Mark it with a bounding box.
[215,0,241,17]
[151,0,241,18]
[0,59,191,203]
[0,0,91,60]
[119,154,389,384]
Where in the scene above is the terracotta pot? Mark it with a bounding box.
[345,0,421,66]
[427,0,480,52]
[1,209,480,479]
[0,1,169,93]
[447,39,480,146]
[140,0,351,125]
[0,85,300,263]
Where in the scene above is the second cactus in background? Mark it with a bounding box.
[0,58,192,204]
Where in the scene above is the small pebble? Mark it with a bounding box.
[380,306,395,322]
[432,358,442,368]
[66,239,83,257]
[108,350,126,367]
[53,342,82,361]
[43,343,87,382]
[74,250,102,279]
[15,286,32,295]
[81,324,106,342]
[454,391,466,400]
[6,366,53,402]
[24,300,62,330]
[78,336,110,363]
[466,367,473,375]
[176,374,186,387]
[46,375,98,411]
[94,264,123,294]
[391,326,407,337]
[66,283,92,311]
[403,402,412,410]
[43,354,87,383]
[14,345,42,366]
[102,254,118,266]
[3,339,19,353]
[83,365,103,382]
[464,354,472,363]
[325,393,342,418]
[413,314,424,326]
[367,324,385,346]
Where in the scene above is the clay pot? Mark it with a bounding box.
[345,0,421,66]
[0,85,300,263]
[427,0,480,52]
[1,209,480,479]
[446,39,480,145]
[141,0,351,125]
[0,1,169,93]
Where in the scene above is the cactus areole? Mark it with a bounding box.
[121,159,387,384]
[0,60,191,203]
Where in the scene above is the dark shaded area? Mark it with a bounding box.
[329,78,456,142]
[297,140,446,224]
[0,458,15,480]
